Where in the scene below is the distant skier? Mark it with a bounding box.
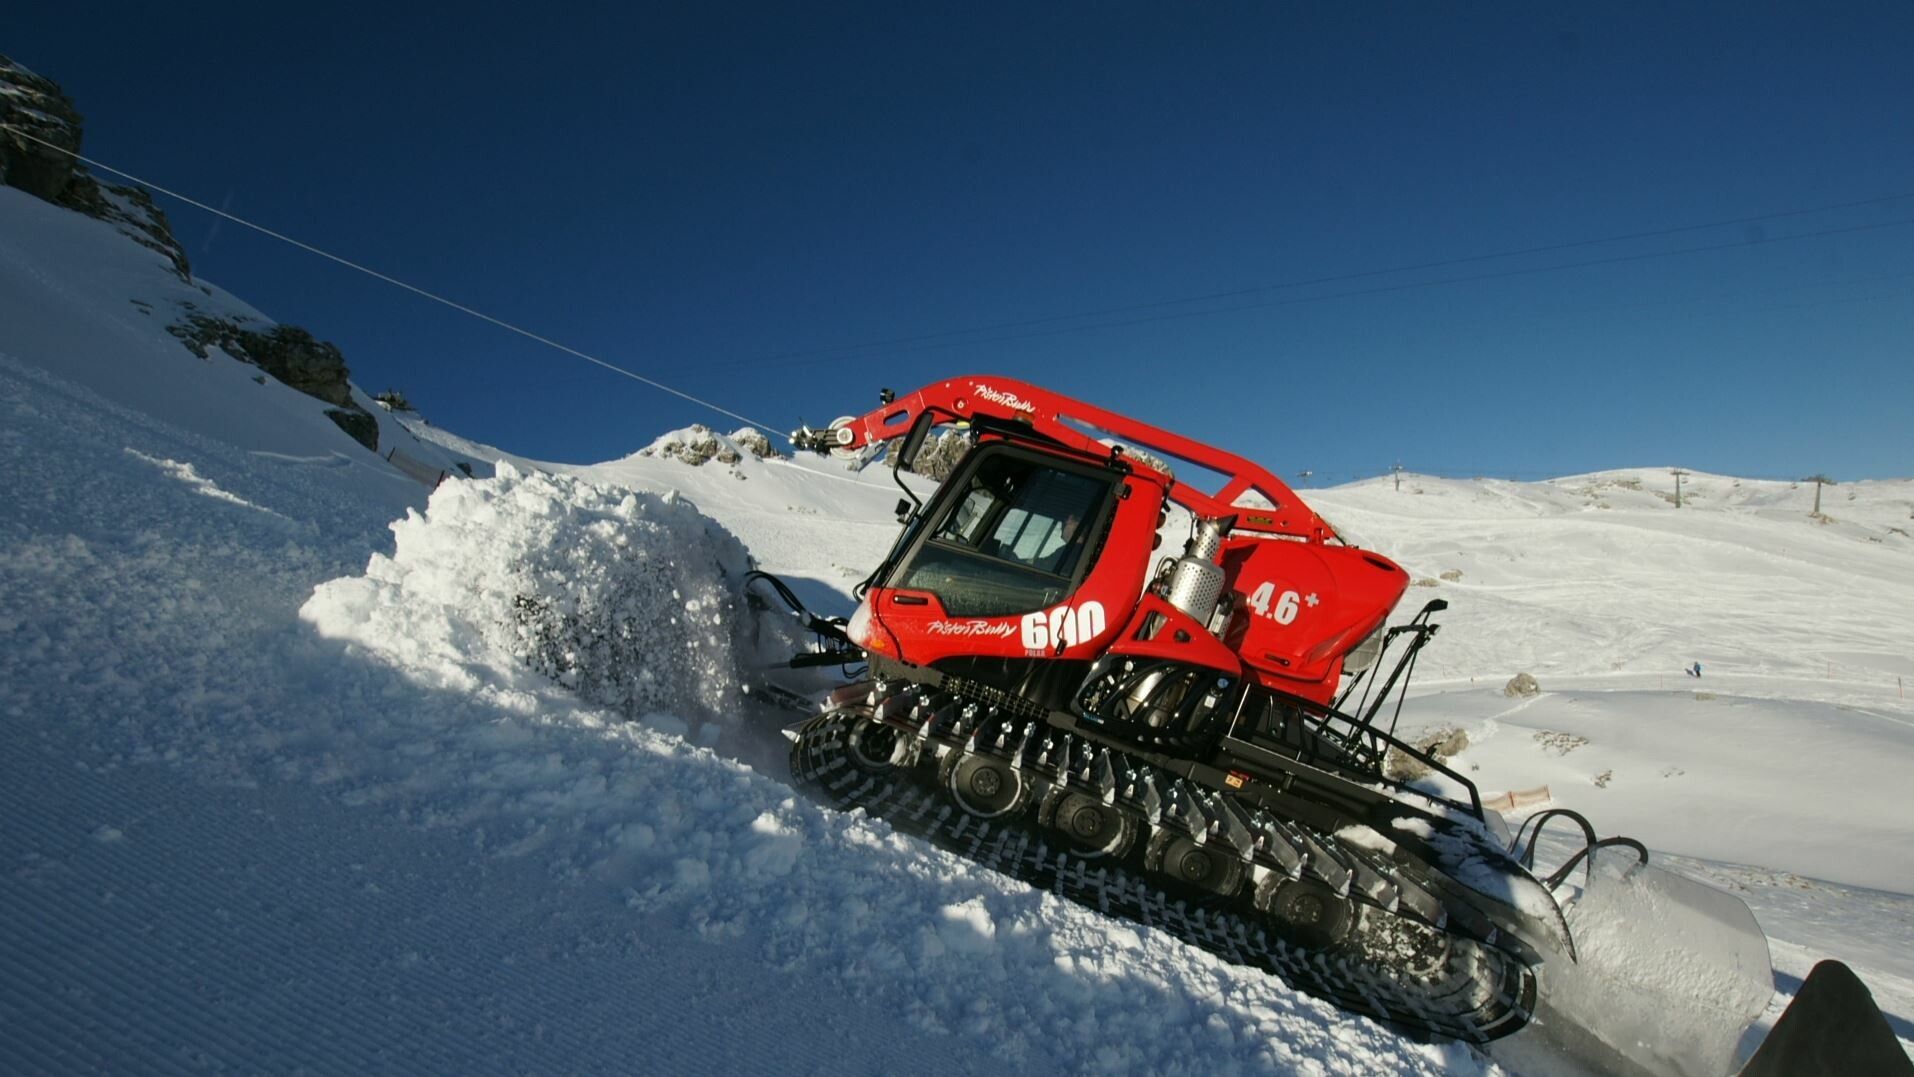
[1687,661,1703,678]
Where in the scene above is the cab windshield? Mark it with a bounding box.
[894,449,1112,616]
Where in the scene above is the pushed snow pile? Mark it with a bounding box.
[302,462,757,735]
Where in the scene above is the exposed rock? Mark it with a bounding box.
[1102,440,1173,481]
[167,308,377,452]
[59,179,191,280]
[0,54,84,202]
[1,55,191,281]
[1532,730,1587,756]
[1383,725,1470,782]
[910,428,974,481]
[728,427,784,460]
[1439,569,1464,582]
[6,55,374,451]
[373,390,416,412]
[325,408,379,452]
[1504,672,1540,697]
[1412,577,1440,588]
[648,425,728,466]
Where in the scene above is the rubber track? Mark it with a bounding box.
[790,691,1537,1043]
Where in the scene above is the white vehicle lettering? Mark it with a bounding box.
[926,620,1018,638]
[1019,600,1107,651]
[1246,582,1304,626]
[970,384,1038,414]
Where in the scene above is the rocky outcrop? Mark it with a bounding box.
[323,407,379,453]
[0,54,84,202]
[5,54,375,453]
[910,428,974,481]
[1,54,191,281]
[168,308,379,452]
[728,427,784,461]
[60,178,192,280]
[648,425,739,467]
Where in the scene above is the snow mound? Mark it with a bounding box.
[302,462,759,738]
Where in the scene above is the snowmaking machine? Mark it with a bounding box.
[755,375,1795,1075]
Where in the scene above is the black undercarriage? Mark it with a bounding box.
[789,677,1541,1042]
[758,569,1563,1041]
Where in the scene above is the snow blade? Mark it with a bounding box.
[1738,959,1913,1077]
[1506,848,1774,1077]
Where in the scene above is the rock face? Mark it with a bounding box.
[169,308,379,452]
[3,54,376,454]
[60,177,193,281]
[1,54,191,281]
[728,427,784,461]
[645,425,737,467]
[0,54,84,202]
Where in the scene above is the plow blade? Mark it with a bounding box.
[1496,848,1773,1077]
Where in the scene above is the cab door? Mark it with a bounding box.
[865,445,1162,665]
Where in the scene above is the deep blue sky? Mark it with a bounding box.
[9,4,1912,480]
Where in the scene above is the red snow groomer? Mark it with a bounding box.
[766,376,1776,1069]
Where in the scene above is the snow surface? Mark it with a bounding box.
[3,181,1912,1074]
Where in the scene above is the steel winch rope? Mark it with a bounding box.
[1,125,782,436]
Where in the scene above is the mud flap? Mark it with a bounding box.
[1497,848,1773,1077]
[1737,959,1914,1076]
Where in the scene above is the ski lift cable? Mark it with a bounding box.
[1,126,782,436]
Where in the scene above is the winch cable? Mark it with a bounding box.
[0,125,782,437]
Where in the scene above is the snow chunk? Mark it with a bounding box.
[743,811,803,877]
[301,462,763,727]
[936,897,998,953]
[125,448,280,517]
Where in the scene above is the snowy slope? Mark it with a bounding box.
[0,186,1485,1074]
[0,185,491,493]
[1304,472,1914,1060]
[4,179,1912,1074]
[1299,472,1914,892]
[1310,470,1913,689]
[572,451,1914,1063]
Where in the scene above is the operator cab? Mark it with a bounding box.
[887,444,1118,617]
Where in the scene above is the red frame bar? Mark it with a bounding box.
[833,375,1337,543]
